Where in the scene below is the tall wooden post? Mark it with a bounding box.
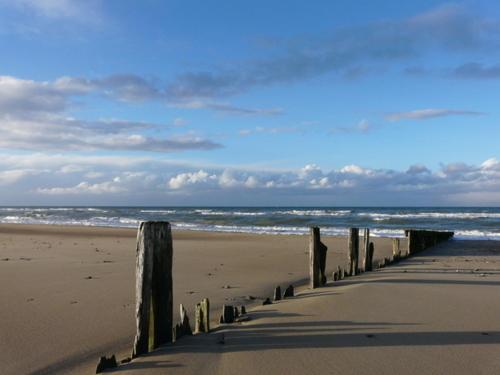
[366,242,374,271]
[132,222,173,358]
[309,227,327,288]
[348,228,359,276]
[362,228,370,272]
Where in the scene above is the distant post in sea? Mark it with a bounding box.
[132,221,173,358]
[309,227,328,288]
[348,228,359,275]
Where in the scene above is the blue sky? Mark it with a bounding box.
[0,0,499,206]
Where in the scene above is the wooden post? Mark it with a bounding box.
[362,228,370,272]
[392,238,400,260]
[274,286,282,301]
[366,242,374,271]
[195,298,210,333]
[132,222,173,358]
[179,304,192,336]
[348,228,359,276]
[283,285,294,298]
[309,227,328,288]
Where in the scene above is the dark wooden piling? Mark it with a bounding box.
[338,265,344,280]
[362,228,370,272]
[366,242,374,271]
[309,227,328,288]
[132,222,173,358]
[405,230,454,255]
[96,355,117,373]
[348,228,359,276]
[221,305,234,323]
[283,285,294,298]
[274,286,282,301]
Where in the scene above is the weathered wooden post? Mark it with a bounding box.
[283,285,294,298]
[309,227,328,288]
[348,228,359,276]
[132,221,173,358]
[366,242,374,271]
[195,298,210,333]
[392,238,400,260]
[362,228,370,272]
[274,286,282,301]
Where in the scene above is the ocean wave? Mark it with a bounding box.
[193,209,267,216]
[454,230,500,240]
[358,212,500,220]
[140,210,177,214]
[276,209,351,217]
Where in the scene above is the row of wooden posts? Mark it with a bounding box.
[97,222,454,372]
[309,227,454,289]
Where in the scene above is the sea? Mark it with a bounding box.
[0,206,499,240]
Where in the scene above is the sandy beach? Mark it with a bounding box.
[1,224,499,374]
[111,239,500,375]
[0,224,398,375]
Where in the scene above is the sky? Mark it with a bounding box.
[0,0,500,206]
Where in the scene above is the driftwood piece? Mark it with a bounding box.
[96,355,117,373]
[348,228,359,276]
[283,285,294,298]
[132,222,173,358]
[309,227,328,288]
[274,286,282,301]
[195,298,210,333]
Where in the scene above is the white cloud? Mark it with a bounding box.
[37,181,126,195]
[385,108,484,121]
[0,152,499,205]
[0,76,222,153]
[168,170,216,189]
[0,169,38,185]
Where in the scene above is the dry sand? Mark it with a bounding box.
[0,224,397,375]
[112,239,500,375]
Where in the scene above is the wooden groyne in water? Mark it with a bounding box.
[95,223,454,373]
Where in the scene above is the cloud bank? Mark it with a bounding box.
[0,76,221,152]
[0,153,499,205]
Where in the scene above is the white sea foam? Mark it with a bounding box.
[140,210,177,214]
[276,209,351,216]
[359,212,500,220]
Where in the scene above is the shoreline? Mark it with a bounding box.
[0,222,497,241]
